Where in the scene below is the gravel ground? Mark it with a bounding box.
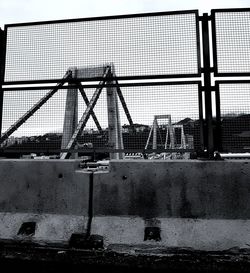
[1,241,250,273]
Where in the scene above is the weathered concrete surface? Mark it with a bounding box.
[91,160,250,250]
[0,159,250,251]
[91,216,250,250]
[0,212,86,243]
[0,159,89,243]
[93,160,250,219]
[0,159,89,215]
[72,64,113,78]
[61,84,78,150]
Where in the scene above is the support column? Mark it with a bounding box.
[61,67,78,158]
[152,117,157,150]
[106,78,124,160]
[168,116,175,149]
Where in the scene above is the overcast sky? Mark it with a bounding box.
[0,0,250,28]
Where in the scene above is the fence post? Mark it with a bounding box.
[0,28,7,138]
[201,13,214,159]
[215,82,222,152]
[198,85,205,152]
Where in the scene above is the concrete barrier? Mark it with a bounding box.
[0,212,86,243]
[93,160,250,219]
[92,160,250,250]
[0,159,89,215]
[0,159,250,250]
[0,159,89,242]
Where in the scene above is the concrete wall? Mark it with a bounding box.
[93,160,250,219]
[0,159,89,215]
[0,212,86,243]
[91,160,250,250]
[2,159,249,219]
[0,159,250,250]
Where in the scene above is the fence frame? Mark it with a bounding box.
[0,8,250,158]
[3,9,201,85]
[0,28,6,138]
[211,8,250,77]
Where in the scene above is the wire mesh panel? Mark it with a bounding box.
[77,83,201,151]
[219,83,250,152]
[1,89,67,154]
[212,9,250,75]
[0,29,5,81]
[4,11,200,82]
[1,83,201,159]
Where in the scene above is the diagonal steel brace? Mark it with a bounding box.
[114,79,134,131]
[78,84,102,133]
[0,70,72,144]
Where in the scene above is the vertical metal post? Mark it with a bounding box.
[215,83,222,152]
[202,13,214,158]
[198,87,205,152]
[0,28,7,138]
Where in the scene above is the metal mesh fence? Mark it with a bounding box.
[1,83,201,158]
[1,89,66,152]
[219,83,250,152]
[4,11,200,82]
[3,9,250,157]
[212,10,250,75]
[0,30,5,81]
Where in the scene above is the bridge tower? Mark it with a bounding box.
[61,67,78,157]
[60,64,130,159]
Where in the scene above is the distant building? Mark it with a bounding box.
[122,124,150,133]
[185,134,194,149]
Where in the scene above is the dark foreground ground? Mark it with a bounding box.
[1,240,250,273]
